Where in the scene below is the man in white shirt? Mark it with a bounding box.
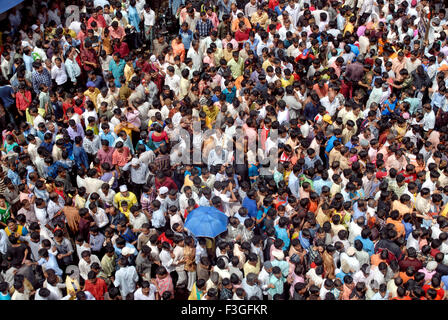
[78,250,101,281]
[142,4,155,43]
[134,281,157,300]
[285,0,300,27]
[165,66,181,96]
[51,58,68,88]
[422,104,436,133]
[113,257,139,298]
[320,93,341,117]
[187,40,203,73]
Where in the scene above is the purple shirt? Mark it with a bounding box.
[67,123,85,141]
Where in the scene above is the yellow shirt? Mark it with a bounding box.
[441,204,448,217]
[344,22,354,36]
[65,276,81,298]
[179,77,190,100]
[183,174,194,189]
[243,259,261,276]
[262,59,273,71]
[84,88,101,110]
[223,49,233,62]
[203,105,219,122]
[281,76,294,88]
[250,12,269,29]
[114,123,133,137]
[74,194,86,209]
[124,64,135,83]
[114,192,138,217]
[86,124,99,135]
[64,29,77,39]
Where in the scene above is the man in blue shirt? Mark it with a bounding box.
[242,190,258,218]
[354,229,375,256]
[325,129,343,161]
[37,248,63,277]
[22,47,34,72]
[275,218,290,251]
[222,80,237,103]
[304,93,320,122]
[40,133,54,154]
[313,171,333,195]
[0,83,16,125]
[73,136,89,170]
[179,22,194,50]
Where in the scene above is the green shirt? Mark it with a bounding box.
[273,170,284,187]
[101,253,116,278]
[0,202,11,224]
[267,274,286,297]
[227,57,244,79]
[404,97,422,115]
[39,91,51,115]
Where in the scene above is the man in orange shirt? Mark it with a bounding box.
[386,210,405,239]
[112,141,131,173]
[391,194,413,218]
[172,35,186,62]
[231,12,251,33]
[423,277,446,300]
[391,286,412,300]
[312,80,329,99]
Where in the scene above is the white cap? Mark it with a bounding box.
[346,247,356,256]
[119,185,128,192]
[122,247,135,256]
[131,158,139,166]
[159,186,169,195]
[31,24,38,31]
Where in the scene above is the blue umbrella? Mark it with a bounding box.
[184,206,228,238]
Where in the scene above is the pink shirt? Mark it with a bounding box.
[222,38,239,50]
[126,110,141,128]
[109,26,126,39]
[97,147,115,166]
[203,55,215,67]
[207,12,219,28]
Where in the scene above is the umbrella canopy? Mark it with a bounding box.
[184,206,228,238]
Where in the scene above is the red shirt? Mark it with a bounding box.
[430,248,441,258]
[268,0,279,10]
[114,42,130,59]
[54,189,65,201]
[184,204,199,220]
[158,233,174,246]
[400,171,417,183]
[423,284,445,300]
[155,177,178,191]
[151,73,165,92]
[80,48,99,72]
[235,29,250,43]
[16,90,32,111]
[87,15,107,29]
[84,278,108,300]
[391,296,412,300]
[136,60,152,74]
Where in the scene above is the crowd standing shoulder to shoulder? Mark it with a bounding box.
[0,0,448,301]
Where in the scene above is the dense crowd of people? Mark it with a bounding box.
[0,0,448,301]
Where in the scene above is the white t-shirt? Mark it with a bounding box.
[134,285,157,300]
[143,10,155,26]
